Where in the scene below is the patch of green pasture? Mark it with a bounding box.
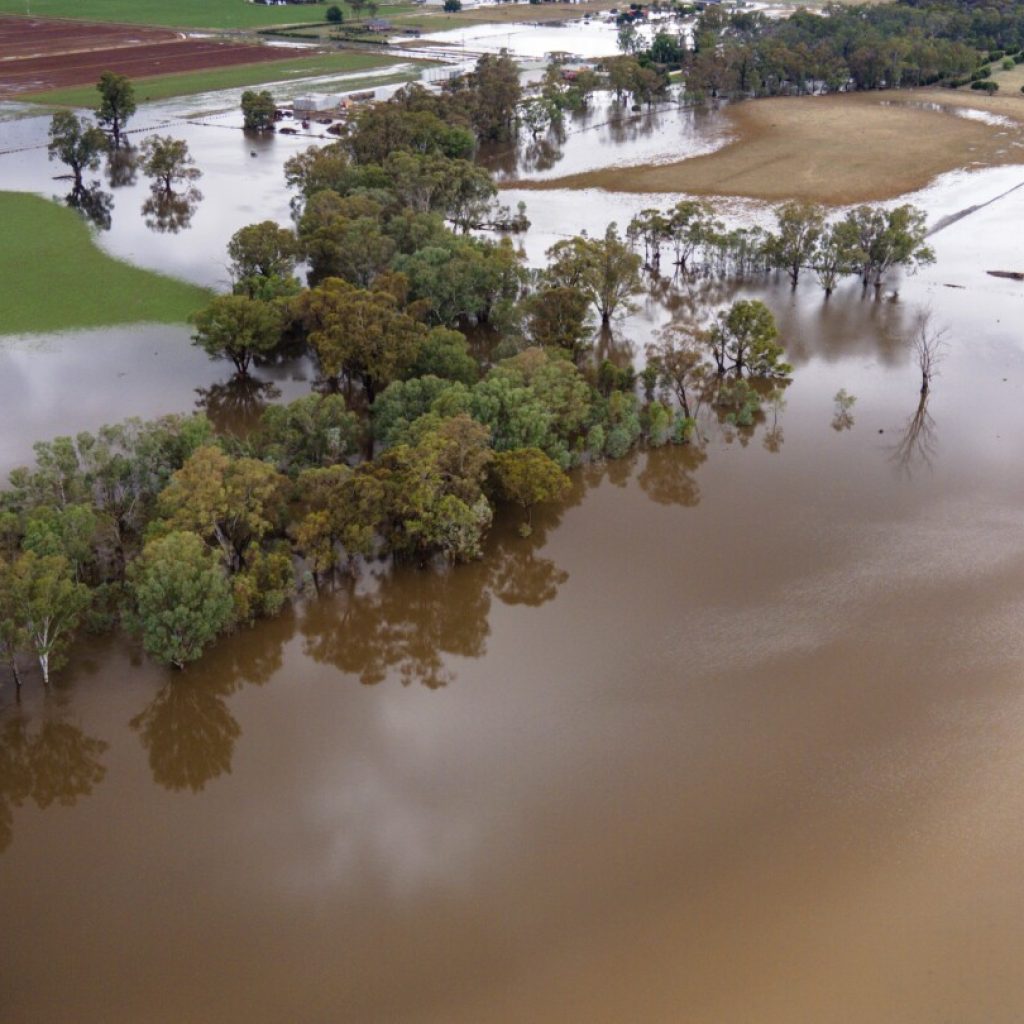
[0,0,419,29]
[0,192,211,335]
[24,51,419,106]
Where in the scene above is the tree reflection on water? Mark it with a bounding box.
[130,674,241,794]
[129,620,285,794]
[889,393,937,478]
[637,444,707,507]
[195,378,281,437]
[63,182,113,232]
[142,190,200,234]
[301,504,574,688]
[0,696,108,854]
[105,146,137,189]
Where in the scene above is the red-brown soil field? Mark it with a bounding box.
[0,16,296,96]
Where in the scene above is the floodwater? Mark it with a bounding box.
[395,16,658,58]
[4,85,1024,1023]
[482,93,732,181]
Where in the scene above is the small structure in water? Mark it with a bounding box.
[293,93,338,116]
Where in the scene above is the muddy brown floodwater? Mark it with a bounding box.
[3,95,1024,1023]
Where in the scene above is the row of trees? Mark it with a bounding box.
[47,101,203,233]
[627,199,934,294]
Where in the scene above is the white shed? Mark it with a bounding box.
[293,93,337,115]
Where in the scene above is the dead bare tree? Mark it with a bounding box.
[911,309,947,395]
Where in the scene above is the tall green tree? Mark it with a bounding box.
[126,531,235,669]
[157,446,287,571]
[190,295,284,378]
[708,300,791,378]
[47,111,107,192]
[293,277,426,399]
[489,448,570,534]
[95,72,136,150]
[6,552,90,685]
[546,225,642,324]
[524,285,594,362]
[140,135,202,200]
[765,201,825,287]
[241,89,276,132]
[227,220,298,296]
[0,559,27,689]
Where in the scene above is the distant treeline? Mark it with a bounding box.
[635,0,1024,97]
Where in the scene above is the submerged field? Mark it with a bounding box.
[0,192,209,334]
[511,89,1024,203]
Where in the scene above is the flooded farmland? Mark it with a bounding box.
[3,83,1024,1023]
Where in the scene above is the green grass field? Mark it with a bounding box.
[25,51,421,106]
[0,192,211,335]
[0,0,416,29]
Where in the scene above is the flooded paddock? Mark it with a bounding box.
[3,79,1024,1024]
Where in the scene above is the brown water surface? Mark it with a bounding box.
[3,96,1024,1024]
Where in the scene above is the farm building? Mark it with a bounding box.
[293,93,338,115]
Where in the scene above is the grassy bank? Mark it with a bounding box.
[25,51,420,106]
[0,192,210,335]
[509,90,1024,204]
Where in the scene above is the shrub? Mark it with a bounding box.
[971,79,999,92]
[326,4,343,22]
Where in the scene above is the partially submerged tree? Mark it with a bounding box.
[4,552,89,686]
[910,309,947,394]
[490,448,570,535]
[126,531,235,669]
[47,111,107,192]
[546,224,643,324]
[241,89,276,132]
[838,204,934,290]
[95,71,136,150]
[708,300,791,378]
[648,325,709,419]
[157,446,287,572]
[190,295,284,378]
[523,285,593,363]
[140,135,202,200]
[765,201,825,287]
[227,221,299,294]
[292,277,426,399]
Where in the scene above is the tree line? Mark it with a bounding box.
[627,198,934,294]
[634,0,1024,98]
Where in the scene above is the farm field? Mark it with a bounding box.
[0,16,310,97]
[510,89,1024,204]
[0,0,341,29]
[24,51,420,105]
[0,14,177,56]
[0,192,209,334]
